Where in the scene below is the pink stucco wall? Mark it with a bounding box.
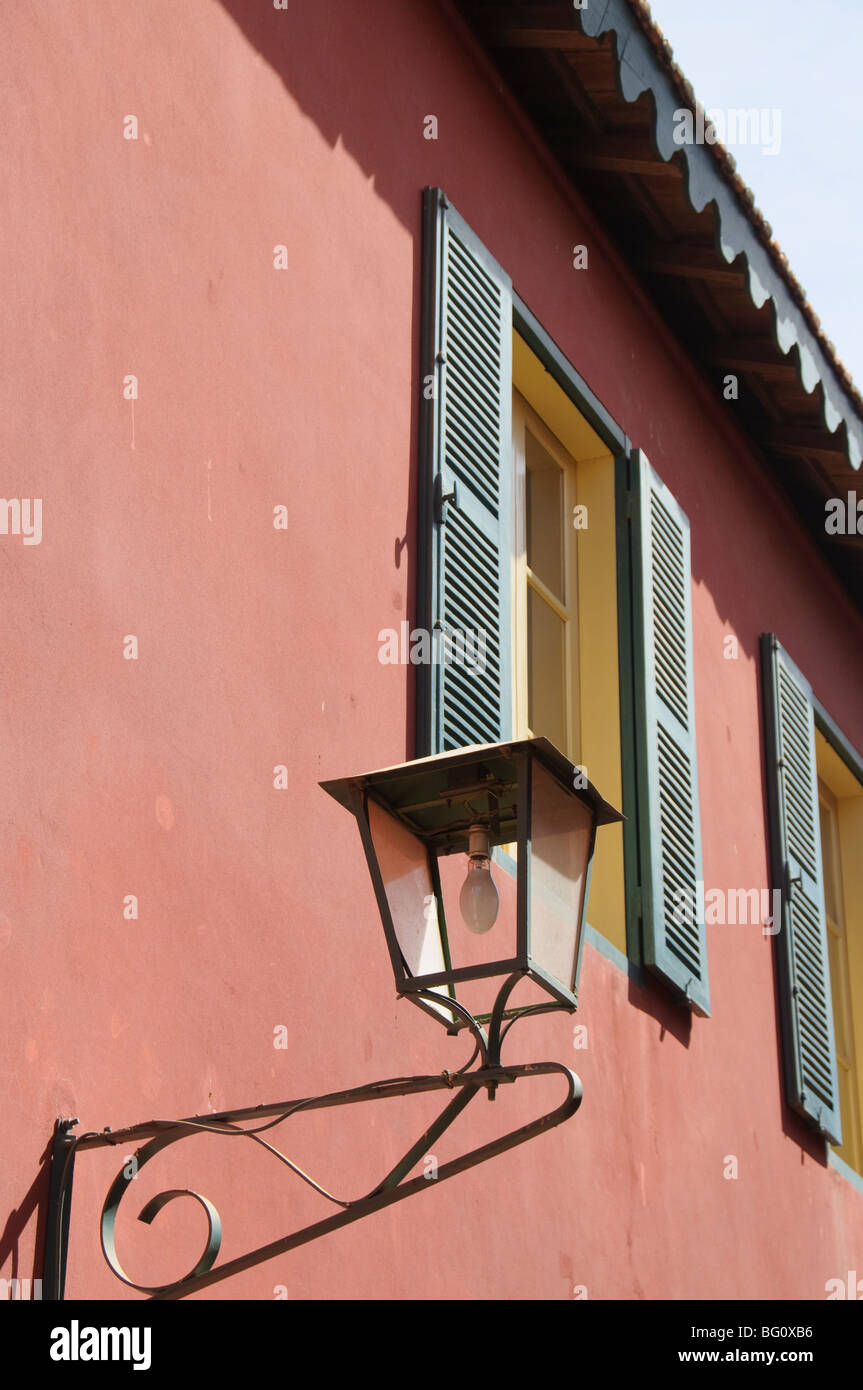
[1,0,861,1299]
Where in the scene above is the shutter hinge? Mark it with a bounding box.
[434,474,458,525]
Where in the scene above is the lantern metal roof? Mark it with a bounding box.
[320,735,622,855]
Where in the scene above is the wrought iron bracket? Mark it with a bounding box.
[43,981,581,1300]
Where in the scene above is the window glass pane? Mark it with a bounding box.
[526,427,564,600]
[827,929,852,1061]
[528,587,567,753]
[819,798,839,923]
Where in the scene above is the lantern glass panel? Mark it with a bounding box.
[435,847,518,970]
[529,758,593,995]
[366,797,460,1026]
[367,797,445,980]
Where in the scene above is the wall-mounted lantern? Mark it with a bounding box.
[321,736,621,1041]
[44,739,620,1302]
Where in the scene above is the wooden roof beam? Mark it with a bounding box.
[464,3,592,49]
[540,47,604,134]
[553,133,682,178]
[767,426,849,465]
[640,243,747,286]
[709,338,801,382]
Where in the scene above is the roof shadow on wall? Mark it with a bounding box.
[214,0,447,759]
[214,0,856,683]
[215,0,442,239]
[215,0,863,671]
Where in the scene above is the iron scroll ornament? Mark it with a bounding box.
[45,980,581,1300]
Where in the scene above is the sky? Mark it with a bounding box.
[643,0,863,391]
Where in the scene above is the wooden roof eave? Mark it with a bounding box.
[457,0,863,604]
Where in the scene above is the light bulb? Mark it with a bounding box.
[459,826,500,934]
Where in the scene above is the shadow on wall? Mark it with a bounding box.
[216,0,453,238]
[0,1137,51,1296]
[213,0,466,758]
[217,0,863,682]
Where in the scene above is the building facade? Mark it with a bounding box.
[2,0,863,1300]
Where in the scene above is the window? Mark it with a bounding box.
[507,350,627,955]
[762,635,863,1170]
[514,390,578,762]
[417,186,708,1009]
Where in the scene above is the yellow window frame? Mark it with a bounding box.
[509,331,625,956]
[816,729,863,1175]
[513,389,580,760]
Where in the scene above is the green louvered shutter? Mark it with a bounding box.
[417,188,512,756]
[761,635,842,1142]
[630,451,709,1014]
